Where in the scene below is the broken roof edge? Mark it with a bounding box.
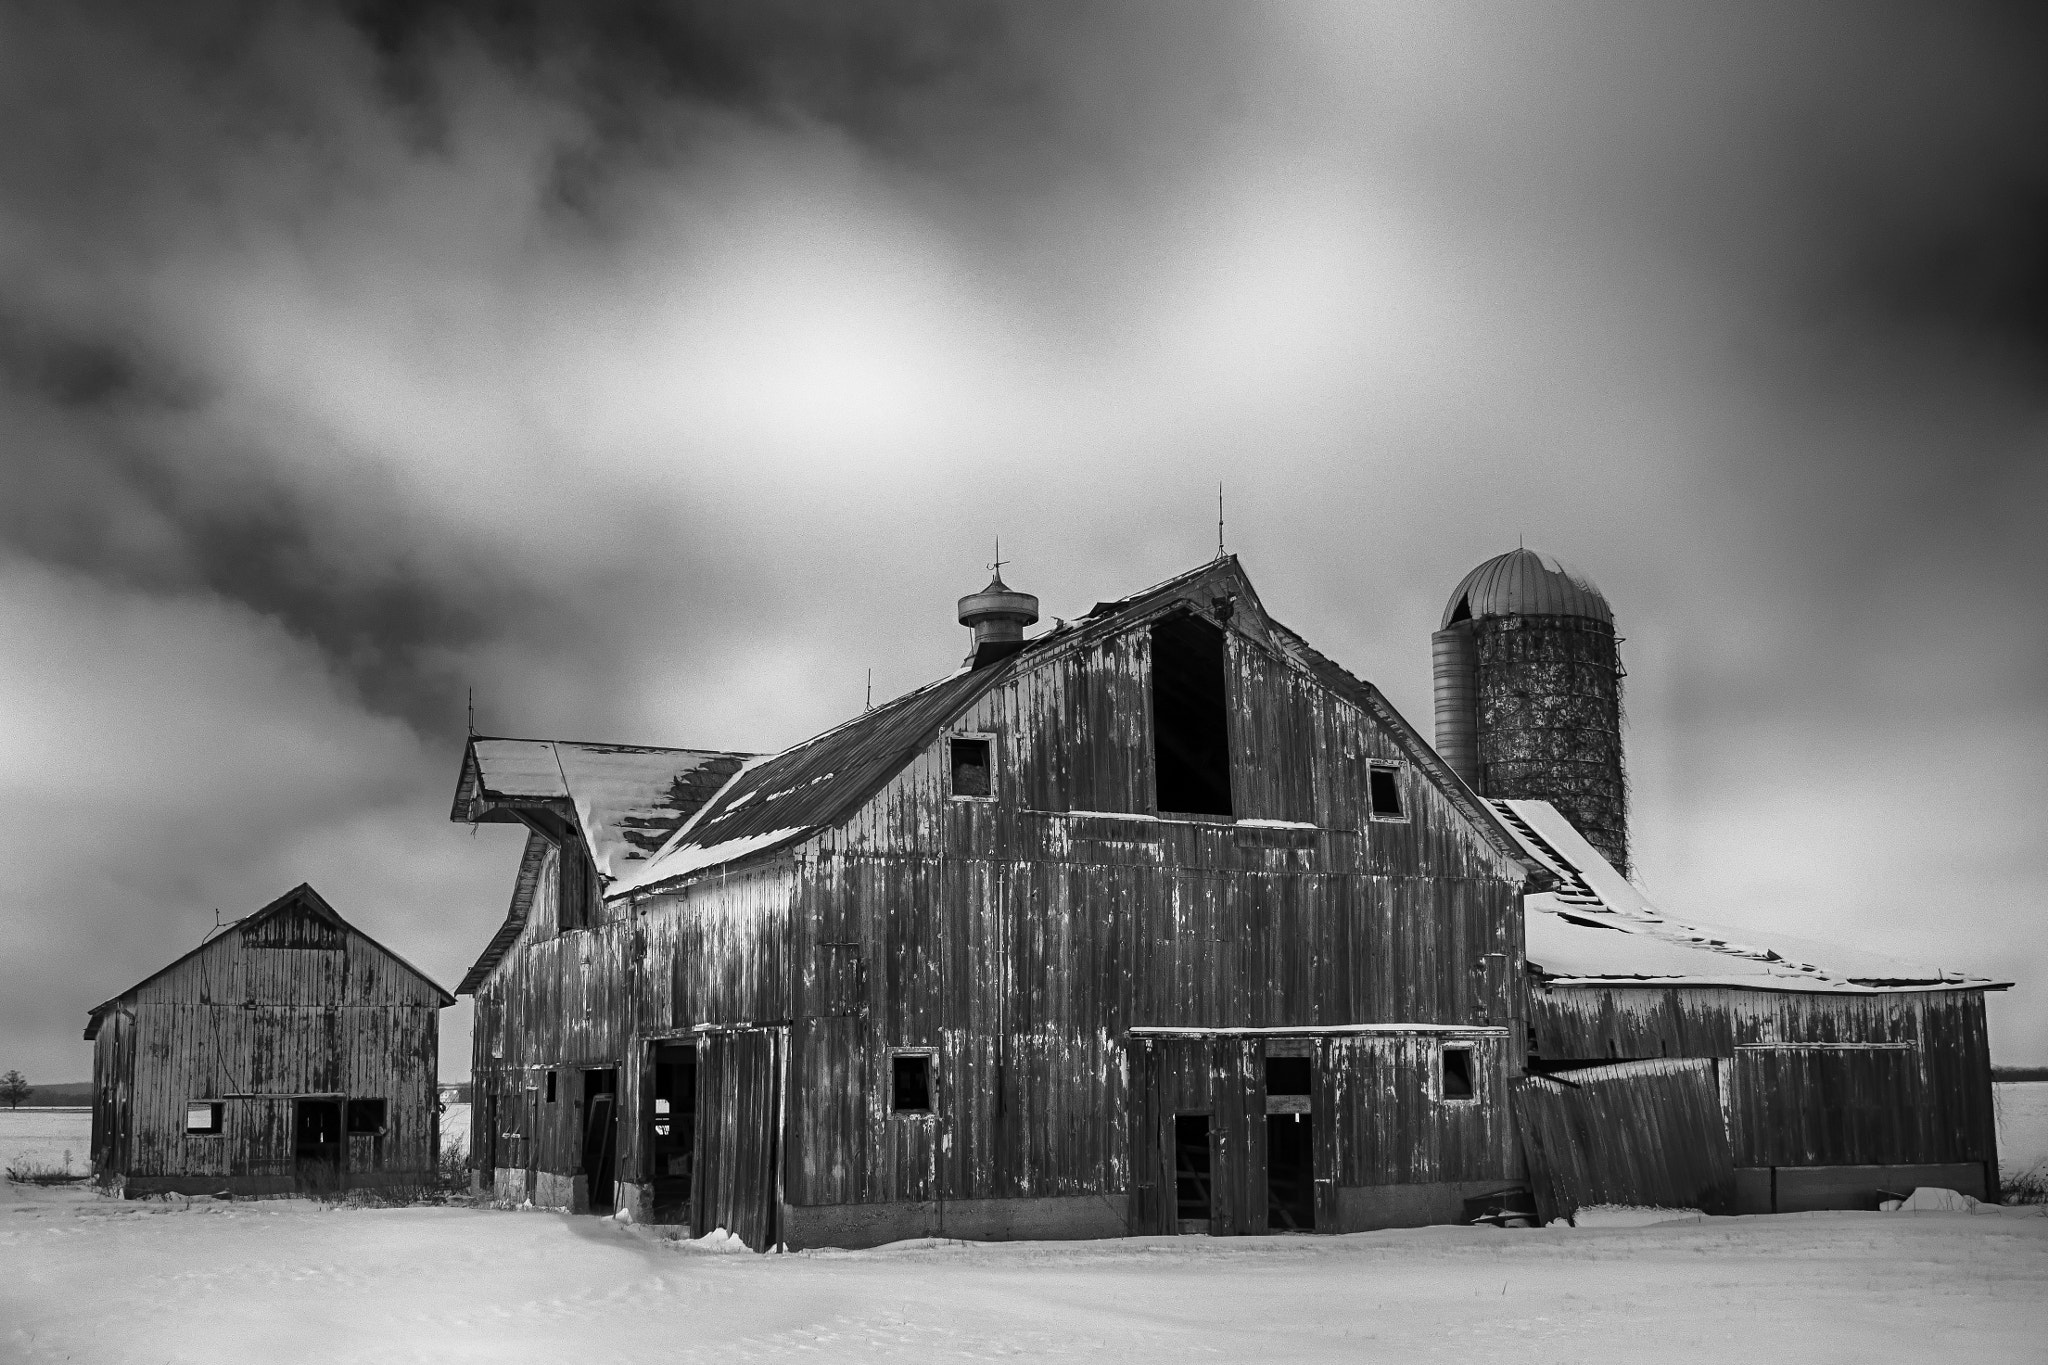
[86,883,455,1036]
[606,825,820,902]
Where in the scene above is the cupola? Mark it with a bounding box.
[958,570,1038,668]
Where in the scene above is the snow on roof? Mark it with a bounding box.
[1494,799,2003,993]
[454,738,756,884]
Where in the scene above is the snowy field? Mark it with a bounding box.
[1997,1082,2048,1179]
[2,1181,2044,1364]
[0,1109,89,1178]
[3,1089,2044,1363]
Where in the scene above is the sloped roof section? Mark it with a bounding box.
[612,556,1535,897]
[453,737,756,885]
[86,883,454,1037]
[1494,799,2006,993]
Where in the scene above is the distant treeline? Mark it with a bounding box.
[1994,1066,2048,1083]
[12,1082,92,1107]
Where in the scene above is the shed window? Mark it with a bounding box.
[891,1052,934,1115]
[1440,1046,1475,1101]
[949,735,993,799]
[185,1101,223,1135]
[346,1099,387,1135]
[1368,762,1406,820]
[1150,611,1234,817]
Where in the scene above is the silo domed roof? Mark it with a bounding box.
[1441,548,1612,628]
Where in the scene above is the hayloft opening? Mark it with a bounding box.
[1368,763,1405,819]
[1266,1056,1312,1096]
[1150,612,1233,817]
[892,1052,933,1114]
[949,736,993,798]
[545,1070,557,1104]
[1173,1114,1213,1225]
[1441,1046,1475,1100]
[345,1099,386,1135]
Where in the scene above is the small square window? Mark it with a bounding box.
[892,1052,934,1114]
[1368,763,1405,820]
[1441,1046,1475,1101]
[346,1099,387,1135]
[949,736,993,799]
[185,1101,223,1135]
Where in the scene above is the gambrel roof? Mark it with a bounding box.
[84,883,454,1039]
[600,557,1537,899]
[1495,799,2008,993]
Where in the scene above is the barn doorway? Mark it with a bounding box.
[693,1028,782,1251]
[649,1042,697,1225]
[294,1098,343,1195]
[1265,1054,1315,1231]
[581,1069,619,1214]
[1173,1114,1214,1232]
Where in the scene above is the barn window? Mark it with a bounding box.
[1440,1046,1476,1101]
[891,1051,935,1115]
[948,734,994,799]
[185,1101,223,1135]
[346,1099,387,1135]
[545,1070,558,1104]
[1150,611,1234,817]
[1368,762,1406,820]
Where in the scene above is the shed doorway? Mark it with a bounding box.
[581,1069,619,1214]
[649,1042,697,1225]
[294,1098,342,1195]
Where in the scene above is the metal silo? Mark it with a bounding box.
[1432,548,1628,874]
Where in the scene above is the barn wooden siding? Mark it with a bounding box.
[468,581,1532,1233]
[779,615,1526,1214]
[467,845,799,1204]
[90,900,444,1191]
[1512,1059,1735,1224]
[1126,1031,1514,1235]
[1530,985,1997,1172]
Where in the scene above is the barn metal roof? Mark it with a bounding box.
[84,883,454,1038]
[453,738,756,884]
[604,556,1536,900]
[1494,799,2007,993]
[1442,547,1613,628]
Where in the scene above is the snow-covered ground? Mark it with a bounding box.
[4,1090,2044,1363]
[0,1109,89,1178]
[3,1180,2044,1364]
[1997,1083,2048,1179]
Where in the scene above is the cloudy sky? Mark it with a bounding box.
[5,2,2044,1083]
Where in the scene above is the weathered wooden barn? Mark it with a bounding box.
[1433,549,2006,1222]
[455,557,1548,1248]
[84,883,454,1198]
[1495,798,2005,1221]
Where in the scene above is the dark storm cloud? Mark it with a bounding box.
[3,1,2045,1083]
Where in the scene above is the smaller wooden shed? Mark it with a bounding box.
[84,883,454,1198]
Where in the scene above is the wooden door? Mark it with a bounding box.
[692,1029,783,1251]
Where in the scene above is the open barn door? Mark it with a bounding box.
[1127,1035,1271,1236]
[691,1028,784,1251]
